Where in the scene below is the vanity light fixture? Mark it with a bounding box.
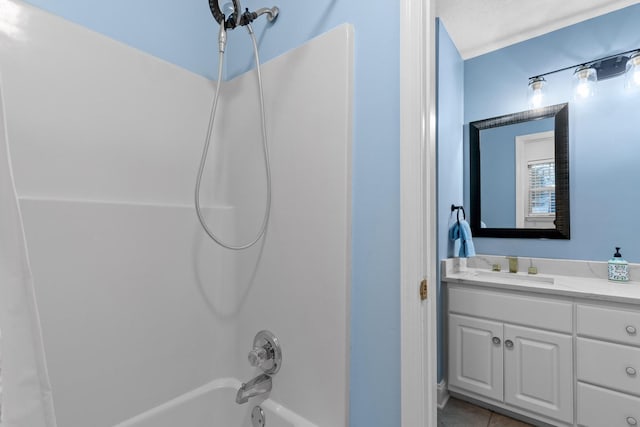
[528,48,640,102]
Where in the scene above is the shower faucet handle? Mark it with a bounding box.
[248,346,268,368]
[247,330,282,375]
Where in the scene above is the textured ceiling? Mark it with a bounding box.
[437,0,640,59]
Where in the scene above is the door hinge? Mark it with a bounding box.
[420,279,428,301]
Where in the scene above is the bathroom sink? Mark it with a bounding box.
[471,270,555,285]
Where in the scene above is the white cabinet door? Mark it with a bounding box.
[504,324,573,424]
[448,314,503,401]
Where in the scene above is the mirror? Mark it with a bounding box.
[469,103,570,239]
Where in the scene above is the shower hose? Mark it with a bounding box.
[195,23,272,250]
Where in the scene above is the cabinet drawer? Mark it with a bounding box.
[578,382,640,427]
[577,304,640,347]
[448,287,572,333]
[577,338,640,397]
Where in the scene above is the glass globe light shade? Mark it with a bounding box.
[527,77,546,109]
[573,66,597,100]
[625,52,640,92]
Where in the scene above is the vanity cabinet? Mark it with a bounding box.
[443,257,640,426]
[447,286,574,425]
[576,303,640,427]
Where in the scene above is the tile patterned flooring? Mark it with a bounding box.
[438,398,534,427]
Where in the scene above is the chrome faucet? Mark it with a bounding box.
[236,330,282,404]
[236,373,272,404]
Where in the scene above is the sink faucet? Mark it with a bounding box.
[236,373,272,404]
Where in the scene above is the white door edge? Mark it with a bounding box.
[400,0,437,426]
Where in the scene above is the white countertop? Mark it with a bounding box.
[442,256,640,306]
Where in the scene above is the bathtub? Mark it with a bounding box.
[114,378,317,427]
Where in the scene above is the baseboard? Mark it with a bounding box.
[437,380,450,409]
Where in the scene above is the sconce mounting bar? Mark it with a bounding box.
[529,47,640,80]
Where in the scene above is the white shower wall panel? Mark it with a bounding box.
[19,199,238,427]
[0,1,223,207]
[0,2,239,426]
[222,26,353,427]
[0,1,352,426]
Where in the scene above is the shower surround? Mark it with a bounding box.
[0,2,352,426]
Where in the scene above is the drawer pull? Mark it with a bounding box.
[627,325,638,335]
[505,339,514,349]
[627,417,637,426]
[492,337,501,345]
[627,367,637,376]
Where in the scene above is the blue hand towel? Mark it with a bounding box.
[449,219,476,258]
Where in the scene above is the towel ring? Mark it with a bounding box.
[451,204,466,223]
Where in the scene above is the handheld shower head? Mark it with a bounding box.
[209,0,242,28]
[218,19,227,53]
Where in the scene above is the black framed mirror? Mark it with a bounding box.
[469,103,570,239]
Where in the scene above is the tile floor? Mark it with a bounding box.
[438,398,534,427]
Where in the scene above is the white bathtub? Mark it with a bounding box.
[113,378,317,427]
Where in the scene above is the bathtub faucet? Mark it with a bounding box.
[236,373,272,404]
[236,331,281,404]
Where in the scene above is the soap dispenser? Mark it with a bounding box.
[608,247,629,282]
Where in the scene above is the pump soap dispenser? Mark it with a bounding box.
[608,247,629,282]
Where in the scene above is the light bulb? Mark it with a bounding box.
[572,66,597,100]
[527,77,546,109]
[575,81,591,98]
[531,91,543,108]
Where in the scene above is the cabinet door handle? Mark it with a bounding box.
[492,337,501,345]
[627,325,638,335]
[505,339,514,349]
[627,417,637,426]
[627,367,637,376]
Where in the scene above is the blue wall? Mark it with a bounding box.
[436,20,464,383]
[22,0,220,78]
[464,4,640,263]
[23,0,401,425]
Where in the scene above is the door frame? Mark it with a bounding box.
[400,0,437,425]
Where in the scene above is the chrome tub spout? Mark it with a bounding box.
[236,373,272,404]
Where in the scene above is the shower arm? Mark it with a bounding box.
[208,0,279,29]
[253,7,279,22]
